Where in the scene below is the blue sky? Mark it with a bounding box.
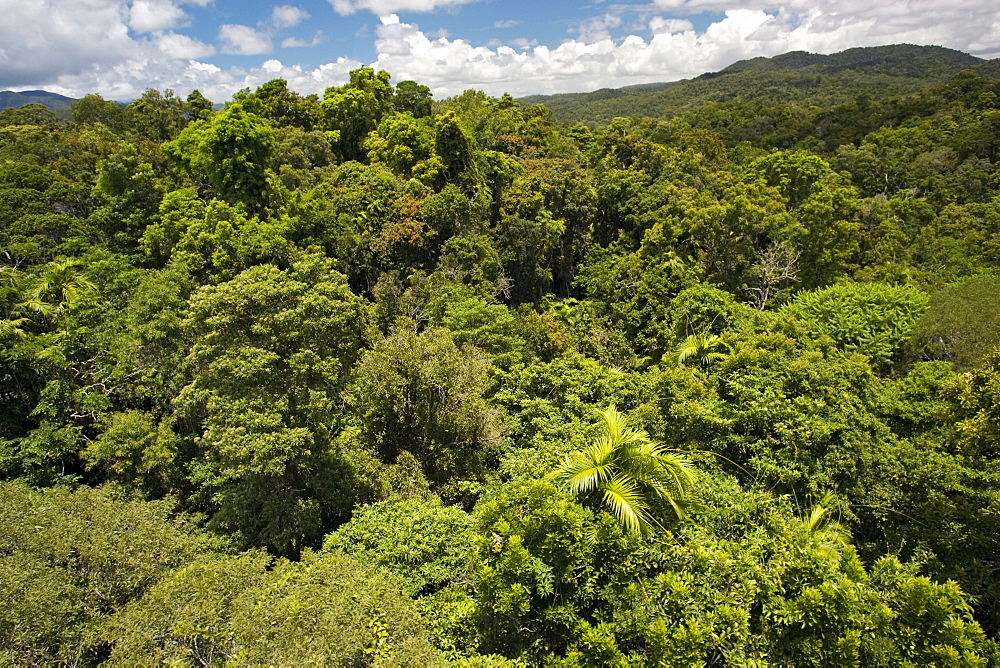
[148,0,729,76]
[0,0,998,102]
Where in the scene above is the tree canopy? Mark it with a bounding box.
[2,56,1000,663]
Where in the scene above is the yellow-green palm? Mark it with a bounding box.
[675,333,730,368]
[551,407,695,535]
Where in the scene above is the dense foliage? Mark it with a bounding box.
[2,45,1000,664]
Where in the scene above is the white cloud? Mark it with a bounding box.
[129,0,186,33]
[218,24,274,55]
[0,0,348,99]
[649,17,694,35]
[282,33,325,48]
[270,5,310,29]
[367,11,761,97]
[644,0,1000,59]
[369,4,1000,98]
[329,0,481,16]
[156,31,215,59]
[575,14,623,42]
[0,0,137,88]
[494,19,522,29]
[216,57,364,100]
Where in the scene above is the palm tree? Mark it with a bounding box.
[674,333,730,369]
[800,491,849,563]
[27,259,97,318]
[0,260,98,350]
[550,407,696,535]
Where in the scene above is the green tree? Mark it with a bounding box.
[324,496,474,596]
[71,93,125,129]
[942,346,1000,456]
[124,88,189,141]
[908,275,1000,369]
[345,325,503,501]
[551,406,695,533]
[0,103,58,127]
[0,259,106,485]
[228,551,442,665]
[470,474,995,665]
[91,144,164,252]
[393,80,433,118]
[173,255,374,555]
[141,189,295,282]
[781,281,929,368]
[0,481,221,665]
[675,333,731,369]
[185,89,214,120]
[106,550,442,666]
[321,67,395,162]
[364,112,439,181]
[434,110,480,193]
[237,79,317,129]
[163,103,276,211]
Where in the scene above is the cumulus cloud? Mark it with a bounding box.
[129,0,186,33]
[511,38,538,50]
[369,3,1000,98]
[0,0,347,99]
[574,14,623,42]
[649,17,695,35]
[156,31,216,59]
[367,12,763,97]
[329,0,481,16]
[644,0,1000,58]
[218,24,274,55]
[0,0,137,88]
[282,33,325,48]
[270,5,310,29]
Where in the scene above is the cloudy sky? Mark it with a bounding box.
[1,0,998,103]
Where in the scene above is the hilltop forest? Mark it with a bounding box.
[3,45,1000,665]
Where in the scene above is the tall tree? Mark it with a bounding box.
[163,103,276,211]
[321,67,395,162]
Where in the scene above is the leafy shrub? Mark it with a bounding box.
[781,282,928,366]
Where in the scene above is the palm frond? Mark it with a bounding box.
[19,297,55,318]
[656,452,696,496]
[601,474,650,535]
[675,333,730,368]
[804,491,837,533]
[675,335,702,366]
[27,259,97,313]
[596,406,626,445]
[553,440,617,494]
[0,318,30,339]
[549,406,699,533]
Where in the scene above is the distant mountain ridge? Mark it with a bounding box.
[520,44,997,125]
[0,89,76,111]
[704,44,980,77]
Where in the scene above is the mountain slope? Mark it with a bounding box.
[0,90,75,111]
[520,44,993,125]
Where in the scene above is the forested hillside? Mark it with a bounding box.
[522,44,999,127]
[2,55,1000,665]
[0,91,76,112]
